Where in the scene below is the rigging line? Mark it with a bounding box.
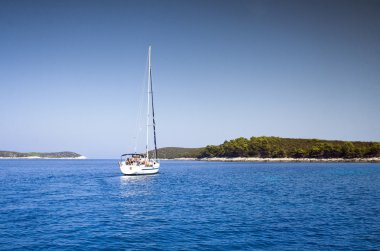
[134,50,149,153]
[146,46,151,160]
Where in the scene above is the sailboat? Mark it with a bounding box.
[119,46,160,175]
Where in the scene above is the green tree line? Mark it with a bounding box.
[198,136,380,159]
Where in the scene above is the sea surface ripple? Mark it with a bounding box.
[0,160,379,250]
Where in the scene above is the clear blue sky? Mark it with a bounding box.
[1,0,379,158]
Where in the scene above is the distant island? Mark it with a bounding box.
[152,136,380,162]
[0,151,86,159]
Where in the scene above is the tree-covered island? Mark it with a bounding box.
[199,137,380,159]
[155,137,380,160]
[0,151,85,159]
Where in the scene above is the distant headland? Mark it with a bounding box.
[152,136,380,163]
[0,151,86,159]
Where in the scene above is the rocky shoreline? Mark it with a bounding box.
[0,151,86,159]
[162,157,380,163]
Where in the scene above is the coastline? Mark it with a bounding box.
[161,157,380,163]
[0,156,87,160]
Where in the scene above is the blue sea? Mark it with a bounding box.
[0,160,379,250]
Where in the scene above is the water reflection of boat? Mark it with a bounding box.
[119,174,152,184]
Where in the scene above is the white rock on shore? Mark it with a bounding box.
[0,156,87,159]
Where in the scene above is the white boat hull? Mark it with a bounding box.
[119,161,160,175]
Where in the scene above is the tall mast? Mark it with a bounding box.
[146,46,151,159]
